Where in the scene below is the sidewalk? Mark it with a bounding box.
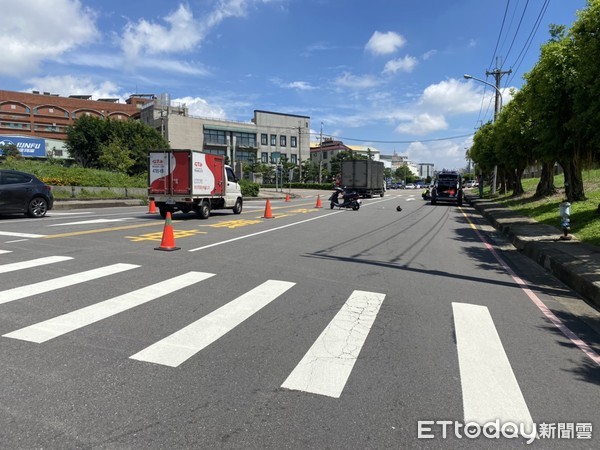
[465,193,600,311]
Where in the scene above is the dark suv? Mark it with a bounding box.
[431,171,463,206]
[0,169,54,218]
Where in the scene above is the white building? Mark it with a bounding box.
[140,99,310,177]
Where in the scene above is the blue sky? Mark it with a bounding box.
[0,0,587,170]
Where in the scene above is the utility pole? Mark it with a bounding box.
[486,66,511,121]
[319,122,323,184]
[485,65,511,194]
[297,124,302,183]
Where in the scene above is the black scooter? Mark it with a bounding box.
[329,187,361,210]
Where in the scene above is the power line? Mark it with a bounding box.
[307,133,474,144]
[489,0,511,69]
[505,0,550,87]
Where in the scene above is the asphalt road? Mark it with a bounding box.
[0,189,599,448]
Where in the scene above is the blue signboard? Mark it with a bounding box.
[0,136,46,158]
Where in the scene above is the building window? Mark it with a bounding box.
[261,152,268,163]
[235,150,256,163]
[280,135,286,147]
[323,151,328,159]
[49,108,54,113]
[261,134,268,145]
[204,129,227,145]
[291,154,297,164]
[291,136,297,148]
[270,134,276,146]
[233,131,257,148]
[64,111,69,118]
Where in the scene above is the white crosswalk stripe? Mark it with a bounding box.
[3,271,215,343]
[281,290,386,398]
[453,302,534,430]
[130,279,296,367]
[0,253,539,411]
[0,256,72,274]
[0,263,139,305]
[0,231,46,238]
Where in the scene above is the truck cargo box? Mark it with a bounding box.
[340,159,385,198]
[149,150,225,196]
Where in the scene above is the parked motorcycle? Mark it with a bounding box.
[329,187,361,210]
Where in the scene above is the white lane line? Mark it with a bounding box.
[0,256,72,274]
[189,212,341,252]
[130,279,296,367]
[453,302,534,429]
[0,231,46,238]
[0,250,11,254]
[3,272,214,343]
[48,212,93,216]
[48,218,135,226]
[281,290,386,398]
[0,263,140,305]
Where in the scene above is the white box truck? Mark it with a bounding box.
[148,149,243,219]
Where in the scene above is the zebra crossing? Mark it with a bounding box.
[0,253,533,426]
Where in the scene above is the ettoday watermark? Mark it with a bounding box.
[417,420,592,444]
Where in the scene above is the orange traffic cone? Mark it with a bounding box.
[315,194,323,208]
[155,212,180,251]
[285,193,290,202]
[263,199,274,218]
[147,199,157,214]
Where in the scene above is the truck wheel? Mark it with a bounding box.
[431,198,437,205]
[158,205,171,219]
[196,201,210,219]
[233,198,243,214]
[457,196,463,206]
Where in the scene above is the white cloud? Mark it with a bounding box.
[334,72,380,89]
[365,31,406,56]
[419,78,485,115]
[422,50,437,60]
[406,140,467,171]
[25,75,123,100]
[284,81,317,90]
[0,0,98,76]
[120,1,277,62]
[271,79,317,90]
[173,96,227,119]
[383,56,418,74]
[395,113,448,135]
[121,4,202,60]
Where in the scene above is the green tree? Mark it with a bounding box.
[66,116,168,175]
[0,143,21,158]
[524,25,584,201]
[469,122,498,185]
[65,116,109,168]
[493,88,534,196]
[98,137,135,173]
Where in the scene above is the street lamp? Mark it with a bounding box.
[464,74,504,194]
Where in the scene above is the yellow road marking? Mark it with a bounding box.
[459,207,479,231]
[43,222,162,238]
[126,229,206,242]
[209,219,263,229]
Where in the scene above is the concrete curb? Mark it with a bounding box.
[466,194,600,310]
